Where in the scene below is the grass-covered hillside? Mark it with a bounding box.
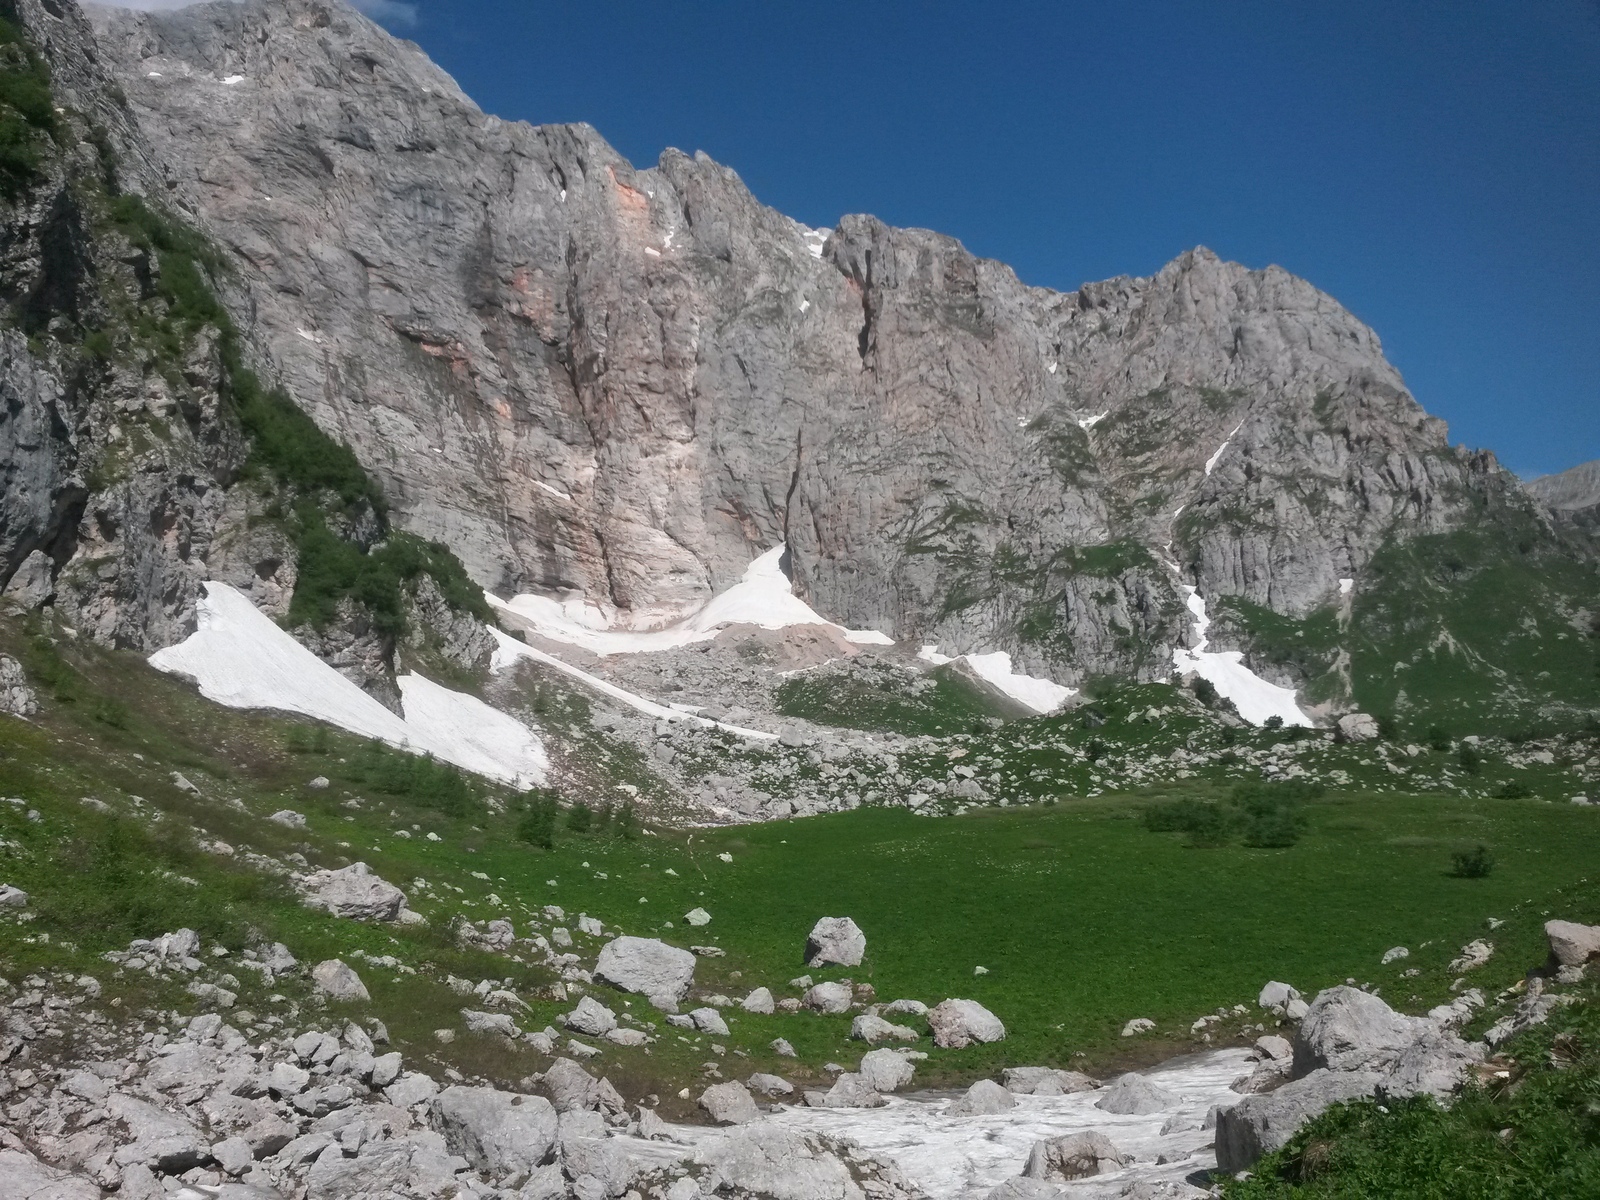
[3,610,1599,1122]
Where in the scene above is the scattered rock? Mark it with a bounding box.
[805,916,866,967]
[1121,1018,1156,1037]
[809,1072,885,1109]
[0,883,29,909]
[747,1073,794,1096]
[685,907,712,926]
[0,657,37,717]
[462,1009,519,1036]
[269,809,307,829]
[850,1013,918,1043]
[927,998,1005,1048]
[310,959,370,1003]
[1448,940,1493,973]
[770,1038,798,1058]
[1336,713,1379,742]
[1003,1067,1098,1095]
[1216,1069,1384,1173]
[690,1007,731,1037]
[881,998,928,1018]
[1381,946,1410,964]
[1292,986,1433,1076]
[430,1084,558,1176]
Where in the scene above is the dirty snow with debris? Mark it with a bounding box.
[768,1047,1253,1199]
[1172,586,1311,727]
[490,545,892,656]
[149,582,548,786]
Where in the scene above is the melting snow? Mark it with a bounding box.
[149,583,548,786]
[1047,362,1058,375]
[220,75,245,86]
[1077,410,1109,431]
[1339,577,1354,596]
[1204,420,1246,477]
[492,546,892,656]
[487,627,776,741]
[918,646,1075,715]
[1171,586,1311,727]
[766,1047,1253,1199]
[800,226,831,259]
[532,480,570,501]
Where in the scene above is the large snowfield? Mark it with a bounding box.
[1171,587,1312,728]
[149,583,549,787]
[488,546,892,656]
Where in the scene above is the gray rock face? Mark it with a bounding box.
[0,1147,101,1200]
[76,0,1542,698]
[1214,1069,1383,1173]
[0,656,38,717]
[927,998,1006,1048]
[429,1085,557,1176]
[1022,1132,1130,1181]
[594,936,696,1007]
[806,917,866,968]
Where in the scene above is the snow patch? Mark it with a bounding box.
[532,480,570,501]
[1077,410,1109,431]
[800,226,831,259]
[493,545,892,655]
[220,75,245,86]
[1339,577,1354,596]
[1204,419,1246,477]
[1172,586,1311,727]
[917,646,1075,715]
[149,583,548,786]
[766,1047,1253,1199]
[643,247,660,258]
[1046,361,1058,374]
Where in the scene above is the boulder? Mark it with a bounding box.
[1258,981,1304,1016]
[701,1081,761,1124]
[1448,940,1494,972]
[748,1073,795,1096]
[691,1007,731,1037]
[850,1013,918,1043]
[462,1009,518,1036]
[0,884,28,909]
[0,1147,100,1200]
[950,1078,1015,1115]
[857,1048,915,1093]
[1379,1030,1487,1101]
[697,1125,867,1200]
[109,1094,210,1172]
[803,981,854,1014]
[311,959,370,1003]
[805,917,866,968]
[1002,1067,1097,1095]
[881,999,928,1018]
[1546,919,1600,967]
[685,907,712,926]
[741,987,776,1014]
[1120,1018,1156,1037]
[1381,946,1410,965]
[809,1072,884,1109]
[1292,986,1432,1076]
[541,1057,626,1116]
[1215,1069,1383,1172]
[985,1179,1066,1200]
[1022,1132,1130,1181]
[1095,1073,1177,1115]
[299,863,408,922]
[927,999,1005,1048]
[594,936,696,1007]
[1337,713,1379,741]
[563,995,618,1037]
[771,1038,798,1058]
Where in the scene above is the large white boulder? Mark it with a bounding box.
[429,1085,557,1176]
[594,936,696,1008]
[1002,1067,1097,1095]
[857,1048,916,1093]
[1021,1132,1129,1181]
[927,999,1005,1048]
[311,959,370,1003]
[1546,919,1600,967]
[1094,1073,1177,1115]
[803,981,854,1014]
[1215,1069,1383,1173]
[299,862,409,922]
[850,1014,917,1043]
[563,995,618,1037]
[805,917,866,968]
[1292,986,1433,1076]
[700,1081,760,1124]
[697,1125,869,1200]
[950,1079,1014,1115]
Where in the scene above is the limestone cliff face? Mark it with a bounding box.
[38,0,1541,686]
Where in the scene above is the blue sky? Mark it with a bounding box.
[360,0,1598,478]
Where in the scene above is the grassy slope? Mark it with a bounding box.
[4,618,1599,1120]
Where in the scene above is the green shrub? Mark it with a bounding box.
[1427,725,1453,752]
[0,20,57,201]
[515,789,560,849]
[1494,780,1534,800]
[344,741,480,818]
[1457,742,1483,774]
[1191,677,1219,708]
[566,801,594,834]
[1264,715,1284,730]
[1451,844,1495,879]
[1142,780,1316,849]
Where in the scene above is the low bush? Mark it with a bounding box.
[1451,844,1495,879]
[1142,780,1318,849]
[344,742,480,818]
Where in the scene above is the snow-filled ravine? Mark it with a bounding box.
[660,1048,1254,1199]
[488,545,893,656]
[1171,586,1311,728]
[149,582,549,787]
